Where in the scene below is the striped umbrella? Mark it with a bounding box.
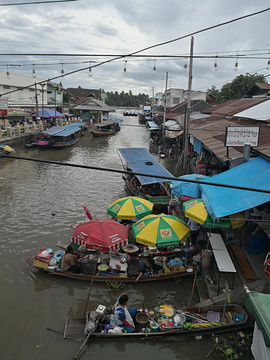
[132,213,190,248]
[107,196,154,220]
[71,219,128,252]
[183,198,245,229]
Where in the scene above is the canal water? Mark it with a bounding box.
[0,113,253,360]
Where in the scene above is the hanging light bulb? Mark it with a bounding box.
[123,61,127,76]
[214,55,218,72]
[234,54,239,71]
[61,62,64,74]
[183,57,187,72]
[6,64,10,79]
[32,63,36,78]
[153,59,156,76]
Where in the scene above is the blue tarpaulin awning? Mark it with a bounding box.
[147,121,161,130]
[200,157,270,219]
[53,126,81,137]
[118,147,173,185]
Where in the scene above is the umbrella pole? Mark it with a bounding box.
[83,251,99,317]
[188,272,197,306]
[206,228,212,250]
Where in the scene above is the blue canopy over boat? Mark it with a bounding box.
[53,126,81,137]
[43,126,63,135]
[200,156,270,219]
[118,147,173,185]
[147,121,161,130]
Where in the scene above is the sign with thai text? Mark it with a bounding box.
[0,97,8,115]
[225,126,259,147]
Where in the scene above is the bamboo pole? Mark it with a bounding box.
[188,272,197,307]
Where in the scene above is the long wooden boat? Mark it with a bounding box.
[64,304,251,340]
[90,120,120,137]
[30,244,197,283]
[25,123,85,149]
[118,147,172,207]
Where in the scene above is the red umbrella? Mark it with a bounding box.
[71,219,128,252]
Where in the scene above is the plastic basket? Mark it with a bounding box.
[207,311,220,323]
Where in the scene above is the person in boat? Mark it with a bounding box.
[114,293,137,333]
[135,257,163,282]
[187,219,200,249]
[60,245,81,273]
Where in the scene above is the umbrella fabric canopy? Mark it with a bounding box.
[107,196,154,220]
[183,199,245,229]
[0,144,15,153]
[132,213,190,248]
[171,174,207,201]
[34,109,66,118]
[71,219,128,252]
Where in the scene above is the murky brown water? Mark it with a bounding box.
[0,113,253,360]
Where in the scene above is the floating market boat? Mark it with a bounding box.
[90,120,121,137]
[30,243,196,283]
[25,123,85,148]
[118,147,172,207]
[64,304,250,340]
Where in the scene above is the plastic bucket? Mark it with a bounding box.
[202,249,212,269]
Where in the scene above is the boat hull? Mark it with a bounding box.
[64,304,251,340]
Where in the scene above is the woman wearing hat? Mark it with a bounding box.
[114,293,137,333]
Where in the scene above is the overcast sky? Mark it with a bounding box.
[1,0,270,96]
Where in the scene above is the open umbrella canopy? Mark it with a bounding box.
[71,219,128,252]
[107,196,154,220]
[183,199,245,229]
[170,174,207,201]
[33,109,66,118]
[132,213,190,248]
[0,144,15,153]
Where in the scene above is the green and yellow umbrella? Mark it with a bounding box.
[132,213,190,248]
[107,196,154,220]
[183,198,245,229]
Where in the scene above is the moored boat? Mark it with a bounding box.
[30,242,197,283]
[90,120,121,137]
[118,147,172,207]
[64,303,250,339]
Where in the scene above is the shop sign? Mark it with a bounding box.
[225,126,259,147]
[0,98,8,115]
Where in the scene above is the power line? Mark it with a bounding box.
[1,153,270,195]
[0,0,78,6]
[1,7,270,97]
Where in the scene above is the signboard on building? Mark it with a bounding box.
[225,126,259,147]
[0,97,8,116]
[143,105,151,112]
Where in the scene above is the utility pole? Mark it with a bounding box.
[162,72,168,145]
[183,36,194,171]
[35,82,39,118]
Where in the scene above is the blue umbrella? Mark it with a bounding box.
[34,109,66,118]
[171,174,208,201]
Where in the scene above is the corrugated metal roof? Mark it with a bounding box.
[202,98,269,116]
[234,100,270,122]
[118,147,173,185]
[188,113,270,160]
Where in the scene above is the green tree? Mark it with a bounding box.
[208,73,267,103]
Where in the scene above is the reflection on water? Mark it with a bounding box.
[0,115,252,360]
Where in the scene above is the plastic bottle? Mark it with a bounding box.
[110,314,115,327]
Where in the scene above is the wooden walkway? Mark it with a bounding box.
[230,245,256,281]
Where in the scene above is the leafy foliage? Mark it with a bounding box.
[208,73,268,103]
[105,90,150,107]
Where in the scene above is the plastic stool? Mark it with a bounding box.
[264,252,270,265]
[264,259,270,278]
[247,236,262,255]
